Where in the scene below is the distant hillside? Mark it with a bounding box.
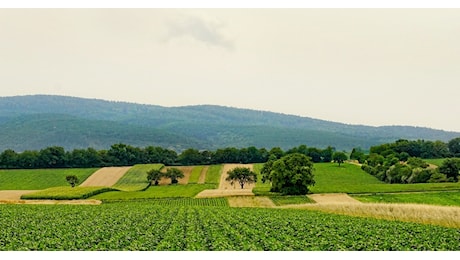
[0,95,458,152]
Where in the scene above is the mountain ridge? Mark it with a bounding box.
[0,94,458,152]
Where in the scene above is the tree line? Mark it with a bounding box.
[0,143,338,169]
[356,137,460,184]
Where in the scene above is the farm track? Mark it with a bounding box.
[0,199,101,205]
[0,190,38,200]
[80,166,132,187]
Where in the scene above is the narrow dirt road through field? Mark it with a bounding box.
[0,190,38,200]
[80,166,131,187]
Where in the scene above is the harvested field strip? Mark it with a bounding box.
[227,196,275,208]
[308,193,362,204]
[279,202,460,229]
[195,164,255,198]
[160,166,194,185]
[198,166,209,184]
[80,167,131,187]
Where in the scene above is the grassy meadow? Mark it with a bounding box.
[353,191,460,207]
[0,168,98,190]
[112,163,164,191]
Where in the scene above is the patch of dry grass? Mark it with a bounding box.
[281,202,460,229]
[228,196,275,208]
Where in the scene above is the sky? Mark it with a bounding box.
[1,2,460,132]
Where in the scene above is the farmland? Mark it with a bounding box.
[0,202,458,251]
[0,161,460,251]
[0,168,97,190]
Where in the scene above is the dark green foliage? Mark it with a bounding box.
[225,167,257,189]
[65,175,79,188]
[164,168,184,184]
[438,158,460,182]
[266,153,315,195]
[332,151,348,166]
[1,95,459,153]
[146,169,164,186]
[448,137,460,157]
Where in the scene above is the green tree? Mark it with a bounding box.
[448,137,460,157]
[225,167,257,189]
[65,175,79,188]
[147,169,164,186]
[332,151,348,167]
[438,158,460,182]
[267,153,315,195]
[164,167,184,184]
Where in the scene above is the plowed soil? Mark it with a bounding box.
[80,166,132,187]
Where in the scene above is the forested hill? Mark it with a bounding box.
[0,95,458,152]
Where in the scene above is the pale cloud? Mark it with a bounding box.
[162,14,234,51]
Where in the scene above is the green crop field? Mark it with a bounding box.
[187,165,204,184]
[311,162,460,194]
[112,164,164,191]
[353,191,460,207]
[0,168,98,190]
[0,202,458,250]
[204,164,222,186]
[92,184,216,201]
[20,186,116,200]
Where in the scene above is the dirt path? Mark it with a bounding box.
[80,166,132,187]
[307,193,362,204]
[195,164,255,198]
[0,190,38,200]
[197,166,209,184]
[0,199,102,205]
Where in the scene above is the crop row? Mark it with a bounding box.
[0,202,458,251]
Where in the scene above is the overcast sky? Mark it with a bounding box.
[1,6,460,132]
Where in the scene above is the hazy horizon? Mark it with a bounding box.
[1,8,460,132]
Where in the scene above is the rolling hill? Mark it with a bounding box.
[0,95,458,152]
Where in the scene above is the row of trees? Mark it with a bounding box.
[0,143,339,169]
[367,138,460,160]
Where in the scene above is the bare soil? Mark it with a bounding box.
[80,166,132,187]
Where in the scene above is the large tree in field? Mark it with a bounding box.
[225,167,257,189]
[164,167,184,184]
[332,151,348,167]
[147,169,164,186]
[66,175,79,188]
[267,153,315,195]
